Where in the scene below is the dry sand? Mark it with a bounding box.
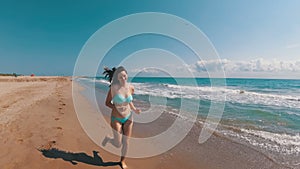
[0,76,287,169]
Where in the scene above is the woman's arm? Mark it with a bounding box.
[129,102,141,114]
[105,88,114,109]
[129,85,141,114]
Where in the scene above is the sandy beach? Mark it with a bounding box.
[0,76,288,169]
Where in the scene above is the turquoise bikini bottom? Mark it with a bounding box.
[111,113,131,124]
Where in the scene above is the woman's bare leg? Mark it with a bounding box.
[120,119,133,168]
[102,120,123,148]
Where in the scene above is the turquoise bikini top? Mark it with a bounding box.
[112,94,133,104]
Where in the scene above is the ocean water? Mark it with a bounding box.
[78,77,300,168]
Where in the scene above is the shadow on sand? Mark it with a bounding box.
[38,148,121,167]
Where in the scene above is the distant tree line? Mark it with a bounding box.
[0,73,22,77]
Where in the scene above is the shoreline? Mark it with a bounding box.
[82,79,289,169]
[0,76,71,82]
[0,76,289,169]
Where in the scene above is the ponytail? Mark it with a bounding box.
[103,66,127,86]
[102,66,116,83]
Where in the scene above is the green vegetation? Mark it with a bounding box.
[0,73,22,77]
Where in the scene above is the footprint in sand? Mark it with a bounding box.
[56,127,62,130]
[57,99,65,114]
[2,105,9,108]
[58,102,66,107]
[17,138,24,144]
[39,140,56,150]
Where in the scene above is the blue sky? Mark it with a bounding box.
[1,0,300,78]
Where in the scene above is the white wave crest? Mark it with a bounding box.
[132,82,300,109]
[241,129,300,147]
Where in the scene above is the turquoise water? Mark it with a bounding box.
[91,77,300,133]
[78,77,300,167]
[131,78,300,133]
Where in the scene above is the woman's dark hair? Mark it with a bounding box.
[103,66,127,86]
[102,66,116,83]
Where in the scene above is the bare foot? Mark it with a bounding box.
[101,136,109,147]
[120,161,128,169]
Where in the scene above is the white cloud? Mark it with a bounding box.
[130,64,196,77]
[130,67,169,77]
[194,58,300,73]
[127,58,300,79]
[286,43,300,49]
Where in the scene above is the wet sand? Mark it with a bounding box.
[0,76,287,169]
